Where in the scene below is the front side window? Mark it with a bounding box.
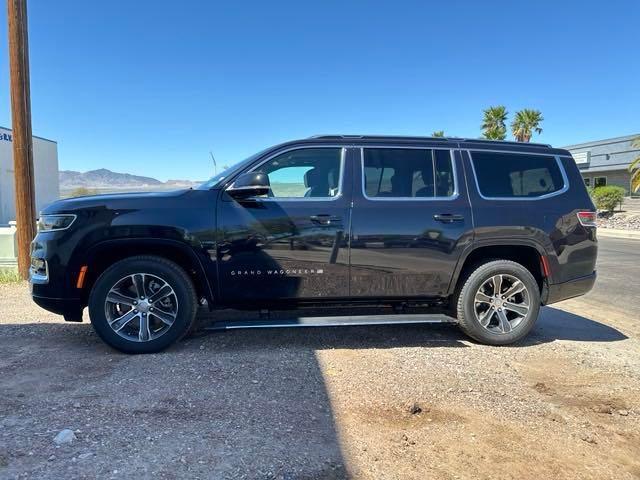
[471,151,565,198]
[363,148,455,198]
[254,148,342,198]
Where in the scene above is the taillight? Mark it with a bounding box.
[577,211,597,227]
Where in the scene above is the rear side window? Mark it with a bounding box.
[363,148,455,198]
[471,151,565,198]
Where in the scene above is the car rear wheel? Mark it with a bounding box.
[456,260,540,345]
[88,256,198,353]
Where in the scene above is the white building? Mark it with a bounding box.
[0,126,59,225]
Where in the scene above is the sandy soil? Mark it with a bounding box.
[0,280,639,479]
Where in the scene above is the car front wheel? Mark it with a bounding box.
[88,255,198,354]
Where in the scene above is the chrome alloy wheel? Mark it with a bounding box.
[104,273,179,342]
[473,274,530,334]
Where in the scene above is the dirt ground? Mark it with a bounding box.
[1,242,639,479]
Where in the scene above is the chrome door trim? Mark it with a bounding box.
[205,313,457,330]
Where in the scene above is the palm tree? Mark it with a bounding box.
[481,106,508,140]
[432,130,445,137]
[629,136,640,193]
[511,109,544,142]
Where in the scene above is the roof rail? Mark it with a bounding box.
[309,134,456,142]
[309,134,551,147]
[460,138,552,148]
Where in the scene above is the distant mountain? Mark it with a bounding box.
[59,168,200,190]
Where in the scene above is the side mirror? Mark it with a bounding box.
[227,172,270,199]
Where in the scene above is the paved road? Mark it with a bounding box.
[591,236,640,316]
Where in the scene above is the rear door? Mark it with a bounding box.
[349,146,473,298]
[465,148,596,284]
[216,146,352,303]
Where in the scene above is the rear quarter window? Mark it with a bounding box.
[471,151,565,198]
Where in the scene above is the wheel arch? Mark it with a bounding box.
[449,240,548,297]
[73,238,215,307]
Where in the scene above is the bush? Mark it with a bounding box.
[591,186,625,212]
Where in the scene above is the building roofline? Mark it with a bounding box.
[0,125,57,144]
[562,133,640,150]
[577,164,631,173]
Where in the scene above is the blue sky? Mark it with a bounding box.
[0,1,638,181]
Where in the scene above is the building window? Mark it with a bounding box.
[594,177,607,188]
[584,178,591,187]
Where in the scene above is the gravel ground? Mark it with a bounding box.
[597,213,640,230]
[597,197,640,230]
[1,248,639,479]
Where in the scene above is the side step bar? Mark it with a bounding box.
[205,313,457,331]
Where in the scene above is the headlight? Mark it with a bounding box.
[37,214,77,232]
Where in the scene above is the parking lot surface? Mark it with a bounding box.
[1,236,639,479]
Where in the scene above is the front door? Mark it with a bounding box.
[349,147,473,298]
[217,146,352,303]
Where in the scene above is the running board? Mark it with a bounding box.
[205,313,457,331]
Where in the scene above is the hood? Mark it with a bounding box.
[41,189,192,215]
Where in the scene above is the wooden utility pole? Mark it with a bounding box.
[7,0,36,279]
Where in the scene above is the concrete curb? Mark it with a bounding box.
[597,228,640,240]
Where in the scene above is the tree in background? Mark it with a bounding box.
[481,106,508,140]
[511,109,544,142]
[628,136,640,193]
[432,130,445,137]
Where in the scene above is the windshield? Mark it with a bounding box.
[197,149,268,189]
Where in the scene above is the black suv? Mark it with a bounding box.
[30,135,597,353]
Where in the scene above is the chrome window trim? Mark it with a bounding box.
[460,146,572,158]
[467,150,570,201]
[227,145,346,202]
[360,146,459,201]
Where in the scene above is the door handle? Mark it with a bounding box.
[310,214,340,225]
[433,213,464,223]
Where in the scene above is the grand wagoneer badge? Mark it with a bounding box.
[230,268,324,276]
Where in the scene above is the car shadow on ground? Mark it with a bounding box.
[199,323,469,351]
[522,306,628,345]
[0,321,352,478]
[194,303,628,351]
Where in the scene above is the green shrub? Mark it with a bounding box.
[591,186,625,212]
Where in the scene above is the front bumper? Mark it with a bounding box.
[31,294,83,322]
[30,280,83,322]
[543,271,597,305]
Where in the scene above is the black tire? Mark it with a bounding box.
[456,260,540,345]
[88,255,198,354]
